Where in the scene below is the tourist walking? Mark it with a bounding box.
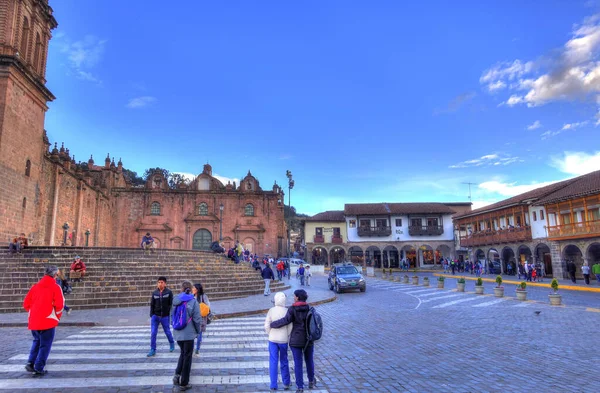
[298,264,306,286]
[264,292,292,392]
[148,276,175,357]
[582,262,591,285]
[270,289,316,392]
[55,269,72,315]
[262,263,275,296]
[593,261,600,284]
[171,281,202,391]
[23,265,64,376]
[566,260,577,283]
[305,265,312,286]
[192,283,210,355]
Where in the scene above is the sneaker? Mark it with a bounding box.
[309,381,316,389]
[295,389,303,393]
[172,374,180,386]
[32,369,47,377]
[24,363,34,372]
[179,385,192,391]
[147,349,156,357]
[67,309,72,315]
[194,349,199,355]
[284,386,290,391]
[169,342,175,352]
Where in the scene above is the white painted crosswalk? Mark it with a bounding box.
[0,315,327,392]
[369,280,545,310]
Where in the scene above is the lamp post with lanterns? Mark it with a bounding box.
[286,170,294,257]
[219,203,224,241]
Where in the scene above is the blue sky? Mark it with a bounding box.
[44,0,600,215]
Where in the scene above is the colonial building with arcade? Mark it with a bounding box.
[304,202,471,267]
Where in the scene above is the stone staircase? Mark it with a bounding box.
[0,247,289,313]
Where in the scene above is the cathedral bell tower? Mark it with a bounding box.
[0,0,57,242]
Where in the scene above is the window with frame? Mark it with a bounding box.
[150,202,161,215]
[532,211,537,221]
[349,219,356,228]
[411,218,422,227]
[244,204,254,216]
[25,160,31,177]
[395,219,402,227]
[375,218,387,228]
[333,227,340,236]
[428,218,439,227]
[315,227,323,236]
[359,219,371,228]
[198,202,208,216]
[540,210,545,220]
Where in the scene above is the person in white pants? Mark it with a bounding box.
[305,265,312,286]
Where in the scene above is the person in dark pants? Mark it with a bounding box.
[270,289,316,393]
[582,263,591,285]
[147,276,175,357]
[23,265,64,376]
[566,260,577,283]
[171,281,201,391]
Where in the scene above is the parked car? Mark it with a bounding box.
[328,262,366,293]
[288,258,306,266]
[488,260,502,274]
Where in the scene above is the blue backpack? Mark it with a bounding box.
[172,301,191,331]
[304,307,323,349]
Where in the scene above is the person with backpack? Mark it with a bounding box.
[262,263,275,296]
[147,276,175,357]
[55,269,72,315]
[171,281,202,391]
[192,283,210,355]
[264,292,293,392]
[270,289,318,392]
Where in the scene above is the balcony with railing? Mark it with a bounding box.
[313,235,324,243]
[408,225,444,236]
[547,219,600,240]
[460,226,532,248]
[357,226,392,237]
[331,235,344,244]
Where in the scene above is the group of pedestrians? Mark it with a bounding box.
[518,261,544,282]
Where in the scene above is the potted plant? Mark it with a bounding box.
[394,273,401,282]
[437,276,445,289]
[493,275,504,297]
[549,278,562,305]
[412,275,419,285]
[474,277,484,294]
[423,277,430,287]
[516,281,527,301]
[403,274,409,284]
[456,277,466,292]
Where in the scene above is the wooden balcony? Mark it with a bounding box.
[332,235,343,244]
[357,226,391,237]
[547,219,600,240]
[313,235,324,243]
[460,226,532,248]
[408,225,444,236]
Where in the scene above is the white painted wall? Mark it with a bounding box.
[346,214,454,242]
[529,205,548,239]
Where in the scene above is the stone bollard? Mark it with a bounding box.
[423,277,429,287]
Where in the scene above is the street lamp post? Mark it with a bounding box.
[219,203,224,241]
[286,170,295,257]
[85,229,91,247]
[62,222,70,246]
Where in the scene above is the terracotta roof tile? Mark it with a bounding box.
[535,170,600,205]
[305,210,345,222]
[344,203,456,215]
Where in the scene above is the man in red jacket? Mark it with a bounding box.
[23,265,64,376]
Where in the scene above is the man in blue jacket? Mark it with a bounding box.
[262,263,275,296]
[147,276,175,357]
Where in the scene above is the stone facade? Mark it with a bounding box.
[0,0,288,254]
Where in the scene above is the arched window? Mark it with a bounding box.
[150,202,161,215]
[25,160,31,177]
[20,17,29,59]
[198,202,208,216]
[33,33,41,72]
[245,203,254,216]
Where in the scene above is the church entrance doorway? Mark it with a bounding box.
[192,229,212,251]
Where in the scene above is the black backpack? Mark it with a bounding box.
[304,307,323,349]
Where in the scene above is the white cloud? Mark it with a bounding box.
[540,120,590,139]
[482,14,600,115]
[471,200,495,210]
[478,180,559,197]
[487,80,507,92]
[54,34,106,83]
[449,154,521,169]
[526,120,542,130]
[126,96,157,109]
[550,151,600,175]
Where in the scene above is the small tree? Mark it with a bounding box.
[518,281,527,290]
[476,277,483,286]
[551,278,559,293]
[495,275,503,287]
[457,277,465,284]
[438,276,445,282]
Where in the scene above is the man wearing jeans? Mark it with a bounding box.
[593,261,600,284]
[261,263,275,296]
[23,265,64,376]
[147,276,175,357]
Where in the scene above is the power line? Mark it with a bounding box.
[461,182,476,202]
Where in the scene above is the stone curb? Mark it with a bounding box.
[0,294,338,328]
[433,273,600,293]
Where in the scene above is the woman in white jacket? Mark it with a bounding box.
[264,292,293,392]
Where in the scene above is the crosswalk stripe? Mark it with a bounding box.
[417,291,450,297]
[472,298,510,307]
[60,336,265,342]
[513,301,533,307]
[404,289,440,295]
[432,297,481,308]
[421,294,461,303]
[84,325,265,333]
[9,351,270,360]
[49,343,268,351]
[0,375,309,389]
[72,331,264,337]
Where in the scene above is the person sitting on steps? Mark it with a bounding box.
[69,256,86,281]
[141,232,155,254]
